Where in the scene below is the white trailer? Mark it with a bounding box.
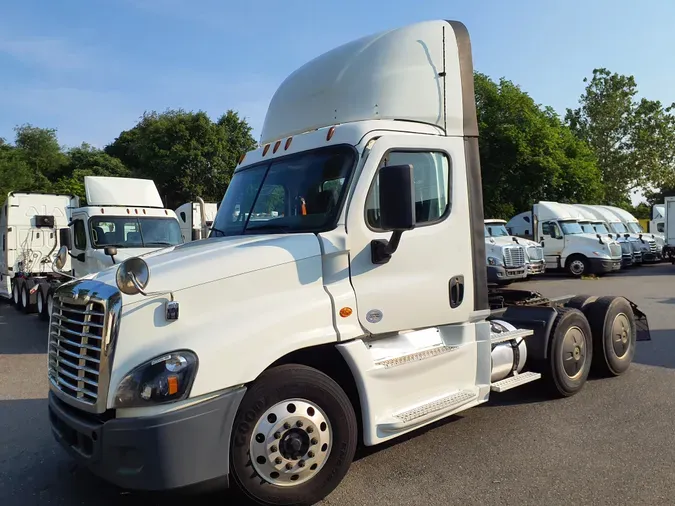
[506,201,622,277]
[2,176,183,319]
[175,199,218,242]
[45,20,652,506]
[484,218,543,281]
[664,197,675,263]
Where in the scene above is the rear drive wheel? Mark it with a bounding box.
[21,283,36,314]
[565,295,596,310]
[11,280,20,307]
[584,296,636,377]
[230,364,358,506]
[541,308,593,398]
[565,255,590,278]
[37,288,49,321]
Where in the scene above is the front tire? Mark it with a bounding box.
[230,364,358,506]
[540,308,593,398]
[565,255,590,278]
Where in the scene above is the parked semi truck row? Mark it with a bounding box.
[45,20,651,506]
[0,176,184,319]
[484,218,544,283]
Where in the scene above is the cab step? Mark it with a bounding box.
[490,328,533,344]
[374,344,459,369]
[490,371,541,392]
[377,390,477,432]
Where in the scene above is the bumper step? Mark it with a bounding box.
[491,371,541,392]
[374,344,459,369]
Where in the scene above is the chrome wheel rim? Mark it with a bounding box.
[249,398,333,487]
[570,260,585,275]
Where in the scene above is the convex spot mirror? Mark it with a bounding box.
[116,257,150,296]
[54,246,68,271]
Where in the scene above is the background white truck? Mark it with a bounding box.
[175,198,218,242]
[484,218,543,281]
[572,204,635,267]
[1,176,183,319]
[651,203,665,235]
[45,20,651,506]
[506,201,622,277]
[602,205,664,259]
[664,196,675,263]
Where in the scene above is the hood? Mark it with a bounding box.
[485,236,523,247]
[90,233,323,304]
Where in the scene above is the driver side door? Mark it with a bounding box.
[540,221,564,267]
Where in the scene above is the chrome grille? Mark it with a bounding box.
[526,245,544,261]
[649,240,657,253]
[504,246,526,267]
[48,300,105,405]
[609,243,622,258]
[47,279,122,414]
[620,242,632,255]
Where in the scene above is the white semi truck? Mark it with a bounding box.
[651,204,665,235]
[45,20,651,506]
[571,204,635,268]
[602,205,664,259]
[1,176,183,319]
[506,201,622,277]
[175,199,218,242]
[664,197,675,263]
[484,219,544,281]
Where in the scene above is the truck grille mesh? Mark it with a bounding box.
[504,246,526,267]
[609,243,622,257]
[48,298,106,405]
[526,246,544,261]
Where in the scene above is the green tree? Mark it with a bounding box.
[0,143,43,200]
[474,73,604,219]
[51,143,131,202]
[105,109,257,208]
[565,68,675,204]
[13,124,68,180]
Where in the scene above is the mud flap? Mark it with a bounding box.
[627,299,651,341]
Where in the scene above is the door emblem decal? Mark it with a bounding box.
[366,309,383,323]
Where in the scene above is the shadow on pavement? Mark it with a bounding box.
[0,302,48,355]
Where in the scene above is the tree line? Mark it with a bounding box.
[1,69,674,219]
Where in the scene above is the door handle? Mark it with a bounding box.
[449,275,464,309]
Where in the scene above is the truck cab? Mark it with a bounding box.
[484,219,543,280]
[651,204,665,235]
[602,205,663,261]
[572,204,634,267]
[61,176,184,278]
[45,20,651,506]
[579,205,650,264]
[506,201,621,277]
[175,200,218,242]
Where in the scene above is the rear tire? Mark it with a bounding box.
[21,283,36,314]
[37,288,49,321]
[11,279,20,307]
[230,364,358,506]
[564,295,596,310]
[540,308,593,398]
[584,296,636,377]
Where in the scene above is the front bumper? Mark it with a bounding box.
[526,261,546,275]
[487,265,526,283]
[589,258,621,273]
[48,387,246,491]
[621,255,633,267]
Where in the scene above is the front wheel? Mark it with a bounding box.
[565,255,590,278]
[230,364,358,506]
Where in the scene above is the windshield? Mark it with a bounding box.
[211,146,355,237]
[90,216,183,248]
[592,222,610,234]
[579,221,595,234]
[485,224,510,237]
[627,222,643,234]
[559,220,584,235]
[611,222,628,234]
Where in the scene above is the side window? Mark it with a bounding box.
[542,222,551,236]
[2,233,5,251]
[658,223,665,233]
[73,220,87,249]
[366,150,451,229]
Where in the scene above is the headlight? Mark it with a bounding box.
[487,256,501,266]
[113,351,198,408]
[116,257,150,295]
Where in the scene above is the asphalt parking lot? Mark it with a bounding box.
[1,264,674,506]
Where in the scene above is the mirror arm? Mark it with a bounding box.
[129,272,174,300]
[371,230,403,265]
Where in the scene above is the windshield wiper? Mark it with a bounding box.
[143,242,176,247]
[210,227,227,237]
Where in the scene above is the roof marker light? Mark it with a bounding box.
[262,144,270,156]
[273,140,281,153]
[285,137,293,150]
[326,126,336,141]
[238,153,246,165]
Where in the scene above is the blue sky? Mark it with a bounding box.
[1,0,674,154]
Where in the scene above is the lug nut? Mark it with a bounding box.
[306,426,314,433]
[311,438,318,445]
[284,422,291,430]
[275,457,283,465]
[298,460,306,468]
[296,420,303,427]
[274,432,281,439]
[286,463,293,470]
[308,451,315,458]
[271,445,278,453]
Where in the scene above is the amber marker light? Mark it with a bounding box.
[339,307,353,318]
